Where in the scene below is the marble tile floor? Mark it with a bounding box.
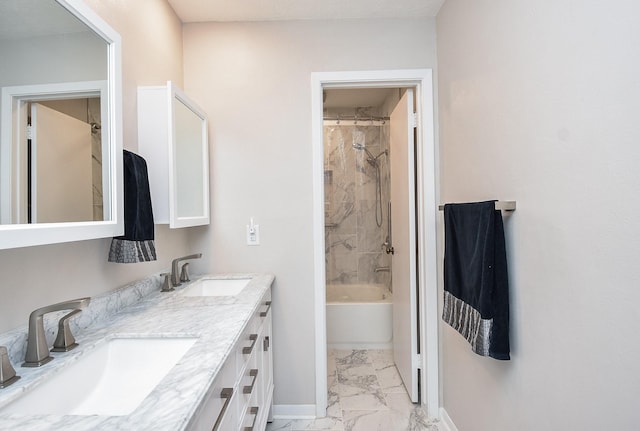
[266,349,440,431]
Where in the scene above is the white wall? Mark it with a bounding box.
[0,32,106,87]
[0,0,194,333]
[183,18,437,405]
[437,0,640,429]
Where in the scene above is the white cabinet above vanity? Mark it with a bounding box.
[138,82,210,228]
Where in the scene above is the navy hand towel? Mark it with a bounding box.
[108,150,156,263]
[442,200,510,360]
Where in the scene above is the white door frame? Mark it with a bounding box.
[1,81,108,224]
[311,69,440,418]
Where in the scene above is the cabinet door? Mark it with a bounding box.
[240,392,260,431]
[138,82,210,228]
[169,84,210,228]
[188,358,236,431]
[258,295,274,424]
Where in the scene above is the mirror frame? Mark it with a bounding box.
[0,0,123,249]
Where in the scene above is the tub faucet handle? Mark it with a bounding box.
[0,346,19,389]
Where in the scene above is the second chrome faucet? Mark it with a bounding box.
[161,253,203,292]
[170,253,202,288]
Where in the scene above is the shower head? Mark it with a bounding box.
[353,143,387,168]
[353,143,383,168]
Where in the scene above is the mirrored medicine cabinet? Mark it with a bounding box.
[0,0,123,249]
[138,82,210,228]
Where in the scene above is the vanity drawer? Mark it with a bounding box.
[236,320,260,373]
[239,390,261,431]
[236,289,270,372]
[239,349,259,405]
[187,356,237,431]
[258,290,272,321]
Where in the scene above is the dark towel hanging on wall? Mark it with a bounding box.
[108,150,156,263]
[442,200,510,360]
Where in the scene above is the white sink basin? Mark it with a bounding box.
[182,278,251,297]
[1,337,197,416]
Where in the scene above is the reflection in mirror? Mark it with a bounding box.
[174,97,205,219]
[1,85,107,224]
[0,0,123,249]
[0,0,108,225]
[31,99,103,223]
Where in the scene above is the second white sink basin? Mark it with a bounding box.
[1,337,197,416]
[182,278,251,297]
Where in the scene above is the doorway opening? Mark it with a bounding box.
[323,88,395,353]
[311,70,440,420]
[1,81,109,225]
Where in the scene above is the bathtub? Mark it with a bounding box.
[326,284,393,349]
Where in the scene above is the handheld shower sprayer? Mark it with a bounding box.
[351,142,388,227]
[352,143,387,167]
[352,143,375,165]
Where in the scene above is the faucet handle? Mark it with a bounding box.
[160,273,174,292]
[51,309,82,352]
[180,263,191,283]
[0,346,20,389]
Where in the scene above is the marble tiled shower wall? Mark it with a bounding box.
[324,123,391,289]
[88,97,103,221]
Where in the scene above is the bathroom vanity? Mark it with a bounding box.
[0,273,274,430]
[189,279,273,430]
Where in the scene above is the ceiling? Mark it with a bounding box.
[167,0,445,23]
[0,0,89,41]
[0,0,438,108]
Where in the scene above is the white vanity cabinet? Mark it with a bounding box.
[256,297,273,427]
[241,290,273,430]
[138,82,210,228]
[189,288,273,431]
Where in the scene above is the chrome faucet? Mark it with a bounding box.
[23,297,90,367]
[170,253,202,287]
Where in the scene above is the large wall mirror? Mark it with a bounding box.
[0,0,122,249]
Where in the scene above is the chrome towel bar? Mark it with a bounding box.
[438,201,516,212]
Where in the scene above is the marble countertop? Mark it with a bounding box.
[0,273,275,430]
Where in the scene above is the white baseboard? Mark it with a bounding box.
[272,404,317,419]
[439,408,459,431]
